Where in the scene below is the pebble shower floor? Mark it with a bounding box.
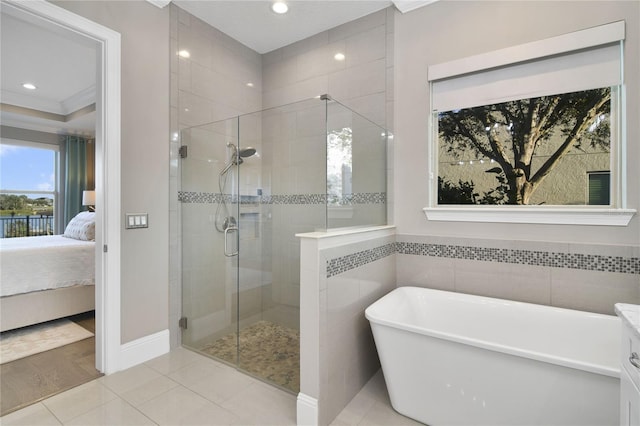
[200,320,300,393]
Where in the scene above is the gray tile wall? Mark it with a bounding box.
[319,234,396,425]
[260,9,394,314]
[262,8,394,131]
[313,228,639,422]
[169,4,263,348]
[170,5,395,348]
[395,234,640,315]
[396,242,640,274]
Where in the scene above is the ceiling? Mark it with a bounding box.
[172,1,434,53]
[0,0,434,137]
[0,4,97,136]
[175,1,391,54]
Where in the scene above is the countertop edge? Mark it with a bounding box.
[615,303,640,340]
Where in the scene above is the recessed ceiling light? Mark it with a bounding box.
[178,50,190,58]
[246,82,254,87]
[271,1,288,14]
[22,83,37,90]
[334,53,346,61]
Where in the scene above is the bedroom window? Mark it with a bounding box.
[0,141,58,237]
[425,20,634,226]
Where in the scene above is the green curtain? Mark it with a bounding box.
[64,135,88,226]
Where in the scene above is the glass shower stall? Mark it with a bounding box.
[179,96,387,393]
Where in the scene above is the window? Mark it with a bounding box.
[0,141,59,237]
[437,87,612,206]
[588,171,610,206]
[327,127,353,206]
[425,21,634,225]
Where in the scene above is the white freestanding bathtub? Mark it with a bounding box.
[365,287,621,426]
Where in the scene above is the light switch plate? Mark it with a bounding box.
[125,213,148,229]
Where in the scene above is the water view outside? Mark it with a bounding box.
[1,143,57,237]
[0,194,55,238]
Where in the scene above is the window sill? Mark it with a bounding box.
[423,206,636,226]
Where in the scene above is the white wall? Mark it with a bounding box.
[55,0,170,344]
[394,0,639,243]
[393,0,640,313]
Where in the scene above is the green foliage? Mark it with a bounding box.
[438,176,511,205]
[438,87,611,205]
[438,177,478,204]
[0,194,28,210]
[0,194,54,216]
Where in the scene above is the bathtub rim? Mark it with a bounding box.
[365,286,620,379]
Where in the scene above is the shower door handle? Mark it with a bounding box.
[224,226,238,257]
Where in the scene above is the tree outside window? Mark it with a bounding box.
[437,87,611,206]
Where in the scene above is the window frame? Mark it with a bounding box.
[424,21,635,226]
[0,138,61,233]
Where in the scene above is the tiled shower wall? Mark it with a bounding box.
[260,8,394,314]
[262,8,394,130]
[396,234,640,315]
[262,7,396,224]
[320,235,396,424]
[169,5,395,347]
[169,4,262,347]
[298,226,396,425]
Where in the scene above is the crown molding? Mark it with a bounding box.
[146,0,171,9]
[61,85,96,114]
[0,84,95,115]
[1,90,61,114]
[392,0,439,13]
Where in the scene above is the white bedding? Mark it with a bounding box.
[0,235,95,297]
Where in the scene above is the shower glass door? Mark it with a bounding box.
[180,117,241,363]
[180,98,328,395]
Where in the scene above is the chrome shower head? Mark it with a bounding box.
[220,145,257,175]
[239,147,256,158]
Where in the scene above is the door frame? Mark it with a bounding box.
[5,0,122,374]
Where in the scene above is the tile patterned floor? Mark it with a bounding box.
[0,347,422,425]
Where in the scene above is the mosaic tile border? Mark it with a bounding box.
[178,191,228,204]
[325,241,640,278]
[179,191,386,205]
[326,243,396,278]
[396,242,640,275]
[262,194,326,205]
[328,192,387,206]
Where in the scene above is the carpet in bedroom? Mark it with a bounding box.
[1,319,93,364]
[0,312,102,417]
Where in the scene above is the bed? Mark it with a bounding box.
[0,212,96,332]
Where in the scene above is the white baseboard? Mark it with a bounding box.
[118,329,170,371]
[297,393,319,426]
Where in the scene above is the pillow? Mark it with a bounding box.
[63,211,96,241]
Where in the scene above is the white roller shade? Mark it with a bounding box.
[429,21,624,112]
